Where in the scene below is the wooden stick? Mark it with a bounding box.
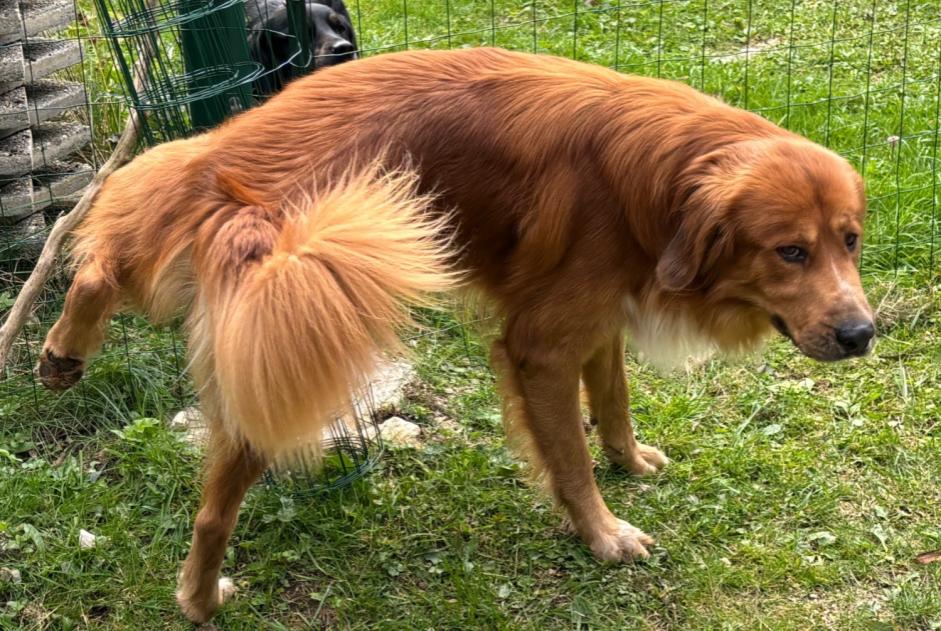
[0,25,158,369]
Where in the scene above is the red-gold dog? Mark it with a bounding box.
[38,48,874,622]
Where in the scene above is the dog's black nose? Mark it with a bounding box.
[835,320,875,355]
[330,41,355,56]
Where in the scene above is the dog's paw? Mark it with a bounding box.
[605,441,669,476]
[37,349,85,391]
[176,577,235,624]
[587,518,655,562]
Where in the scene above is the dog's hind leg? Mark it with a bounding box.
[176,427,266,624]
[38,259,120,391]
[582,335,668,475]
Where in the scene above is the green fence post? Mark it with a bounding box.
[287,0,312,80]
[180,0,254,131]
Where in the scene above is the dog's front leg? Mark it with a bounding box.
[496,335,655,562]
[582,334,668,475]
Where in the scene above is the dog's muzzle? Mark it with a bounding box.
[316,40,356,67]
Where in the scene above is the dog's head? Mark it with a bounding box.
[657,137,875,361]
[310,2,357,68]
[248,0,357,93]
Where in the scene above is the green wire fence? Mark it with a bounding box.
[0,0,939,489]
[93,0,258,142]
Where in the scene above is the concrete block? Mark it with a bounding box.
[0,126,30,176]
[21,0,76,39]
[0,40,24,86]
[35,159,93,204]
[31,120,89,166]
[0,176,49,221]
[0,0,23,47]
[24,37,81,82]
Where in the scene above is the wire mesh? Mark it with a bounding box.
[93,0,259,141]
[1,0,939,490]
[1,0,105,452]
[263,380,386,497]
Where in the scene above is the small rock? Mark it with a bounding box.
[757,363,775,376]
[78,529,97,549]
[170,407,202,428]
[359,359,414,411]
[0,567,21,583]
[170,407,208,446]
[379,416,421,446]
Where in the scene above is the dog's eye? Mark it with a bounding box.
[776,245,807,263]
[845,233,858,251]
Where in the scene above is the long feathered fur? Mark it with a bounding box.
[46,156,455,461]
[194,168,454,457]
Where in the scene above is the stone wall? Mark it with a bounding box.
[0,0,93,253]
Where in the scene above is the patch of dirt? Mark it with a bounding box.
[279,582,339,629]
[18,602,53,627]
[714,37,782,64]
[871,282,939,333]
[86,603,110,621]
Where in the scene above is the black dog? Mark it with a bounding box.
[246,0,357,96]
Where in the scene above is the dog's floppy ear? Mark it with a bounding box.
[656,149,739,291]
[326,0,354,23]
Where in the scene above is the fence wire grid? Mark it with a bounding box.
[0,0,939,462]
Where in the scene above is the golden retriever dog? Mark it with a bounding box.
[37,48,874,622]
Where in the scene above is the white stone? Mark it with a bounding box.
[78,529,97,549]
[328,357,414,444]
[351,358,414,415]
[0,567,21,583]
[169,407,208,447]
[170,406,201,428]
[379,416,421,446]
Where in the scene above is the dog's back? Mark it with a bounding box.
[208,48,766,290]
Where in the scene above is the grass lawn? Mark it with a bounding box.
[1,282,940,629]
[1,0,940,629]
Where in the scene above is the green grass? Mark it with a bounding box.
[2,0,941,629]
[1,281,940,629]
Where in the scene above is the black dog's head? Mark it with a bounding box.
[247,0,357,95]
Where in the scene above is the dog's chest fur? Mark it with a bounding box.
[622,294,717,371]
[622,290,773,371]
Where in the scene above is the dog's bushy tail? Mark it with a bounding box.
[200,167,454,459]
